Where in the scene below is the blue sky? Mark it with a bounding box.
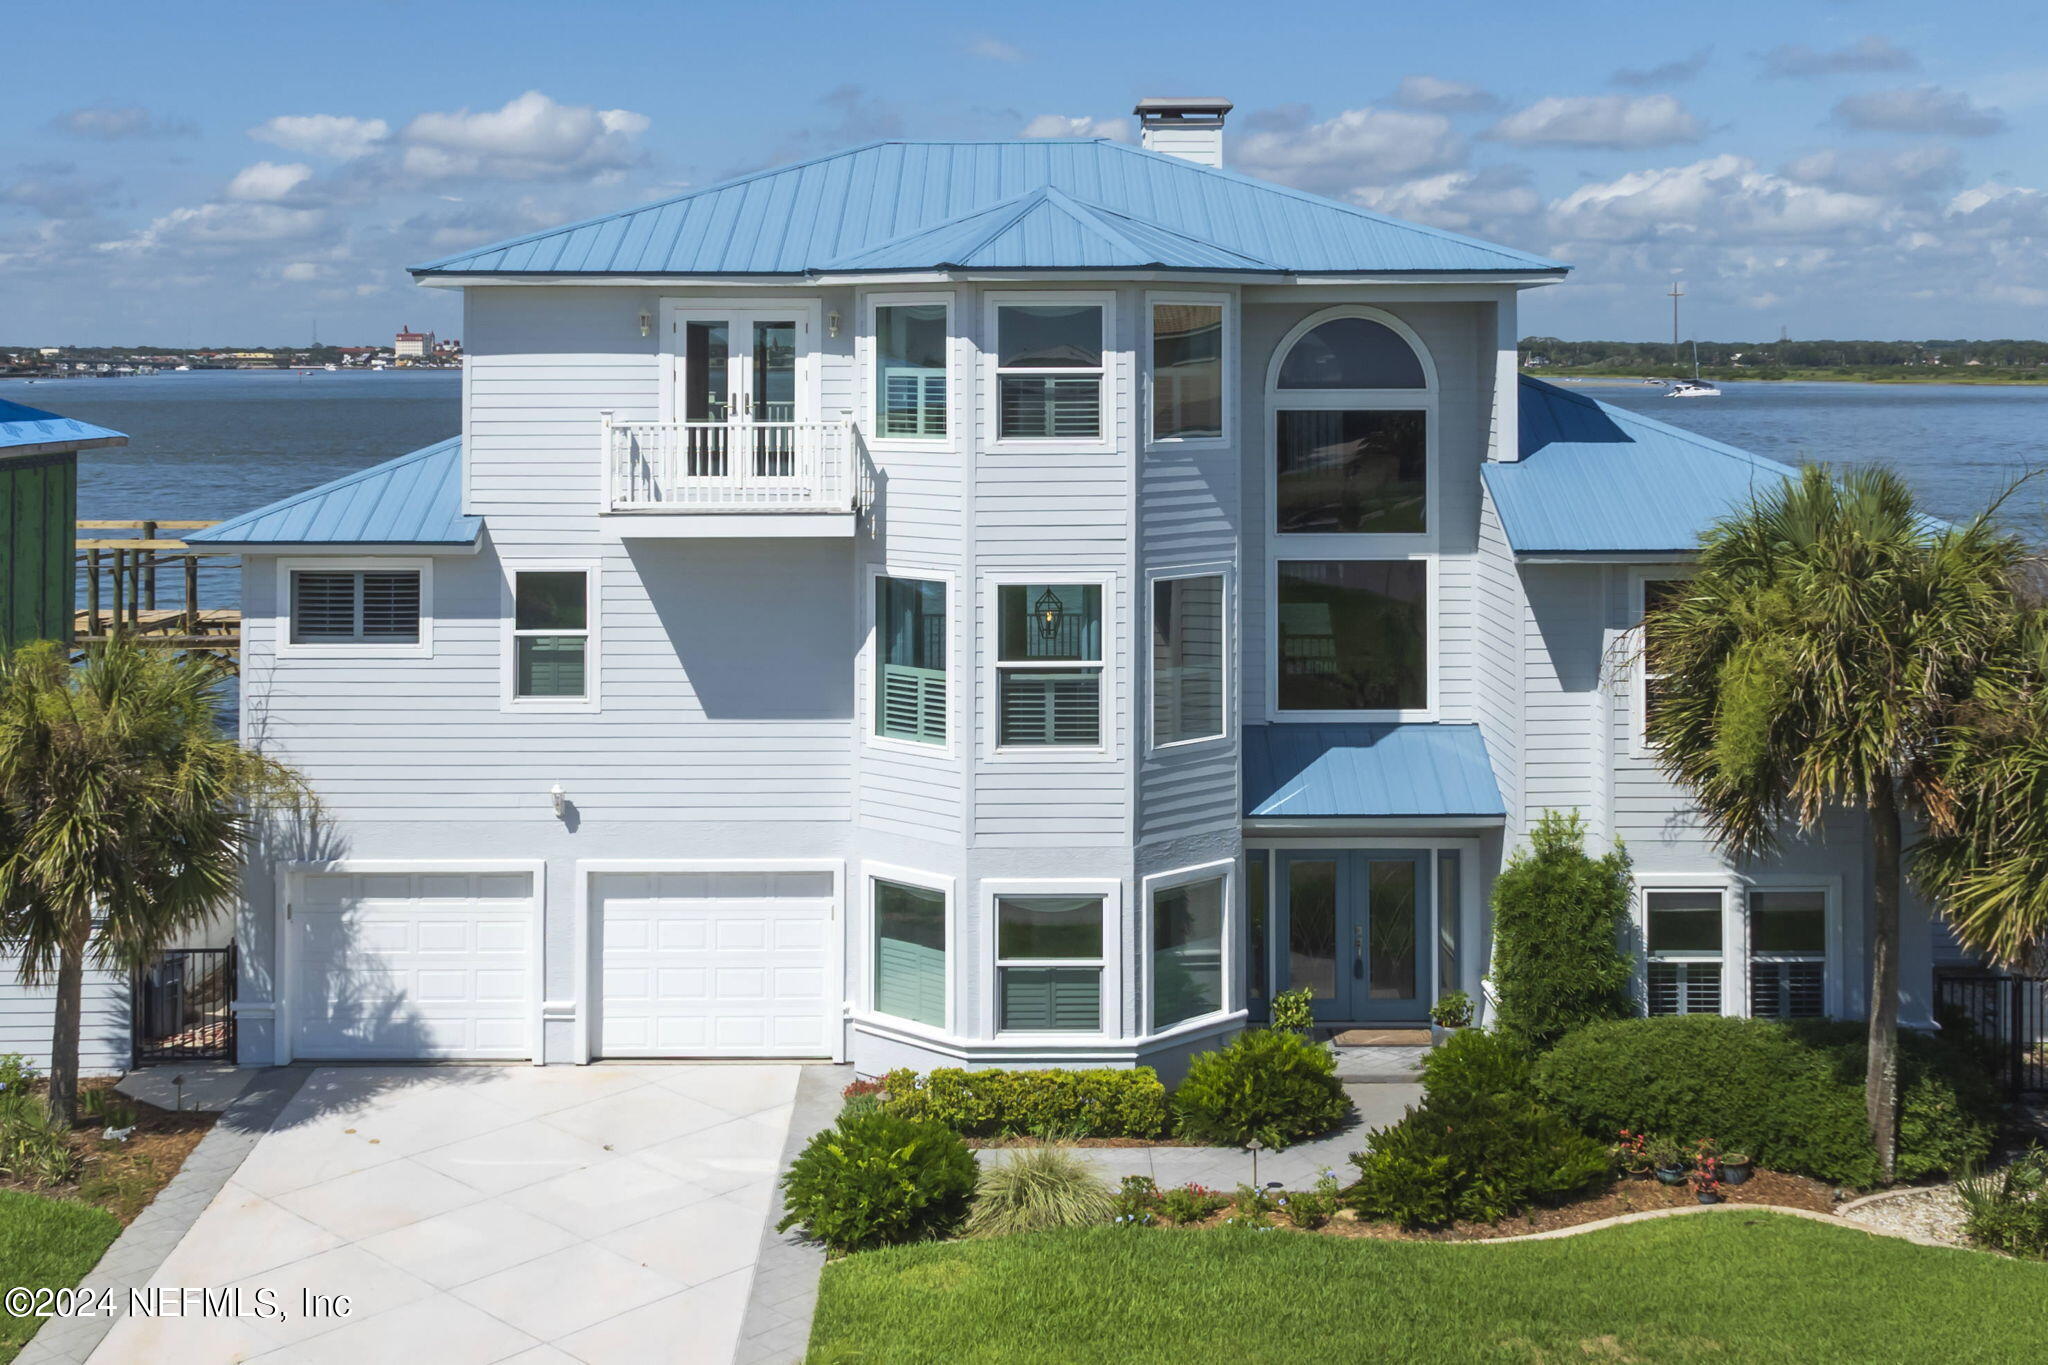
[6,1,2045,345]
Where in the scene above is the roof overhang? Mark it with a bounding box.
[0,435,129,459]
[412,268,1569,290]
[1513,550,1698,564]
[193,538,481,555]
[1244,815,1506,836]
[1242,722,1506,821]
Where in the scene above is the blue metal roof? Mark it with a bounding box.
[187,437,478,546]
[412,140,1565,278]
[1243,723,1506,819]
[0,397,127,456]
[1483,378,1802,554]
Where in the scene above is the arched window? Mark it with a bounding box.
[1277,317,1426,390]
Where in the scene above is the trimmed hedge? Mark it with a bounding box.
[1533,1015,1999,1187]
[882,1066,1169,1139]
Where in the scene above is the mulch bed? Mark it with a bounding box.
[968,1135,1198,1149]
[1,1079,216,1226]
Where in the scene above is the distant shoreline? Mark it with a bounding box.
[1542,370,2048,388]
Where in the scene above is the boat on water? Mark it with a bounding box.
[1667,378,1720,398]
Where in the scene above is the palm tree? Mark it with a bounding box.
[1644,465,2025,1179]
[0,639,301,1124]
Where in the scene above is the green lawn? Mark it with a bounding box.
[0,1189,121,1362]
[810,1214,2048,1364]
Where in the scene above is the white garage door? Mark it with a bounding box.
[595,869,835,1058]
[292,871,534,1060]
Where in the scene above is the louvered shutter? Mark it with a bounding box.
[998,376,1100,439]
[881,368,946,438]
[999,670,1100,746]
[517,636,587,698]
[998,967,1101,1032]
[291,573,359,641]
[875,936,945,1027]
[1750,960,1824,1018]
[879,665,945,743]
[1648,961,1722,1016]
[360,572,421,641]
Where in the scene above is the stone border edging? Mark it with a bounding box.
[734,1063,848,1365]
[18,1066,311,1365]
[1445,1200,1959,1251]
[1835,1184,1955,1216]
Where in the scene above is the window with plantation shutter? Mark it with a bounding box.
[876,576,946,744]
[875,302,948,438]
[994,303,1104,441]
[995,583,1102,748]
[290,570,420,644]
[1645,890,1724,1016]
[511,569,591,702]
[996,895,1104,1033]
[873,878,946,1029]
[1749,890,1827,1019]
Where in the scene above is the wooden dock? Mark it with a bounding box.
[74,520,241,665]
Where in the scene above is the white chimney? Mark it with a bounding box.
[1134,97,1233,167]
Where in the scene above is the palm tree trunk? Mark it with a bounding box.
[1868,776,1903,1182]
[46,929,86,1126]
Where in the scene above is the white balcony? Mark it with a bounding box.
[601,416,862,536]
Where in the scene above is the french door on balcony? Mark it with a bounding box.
[668,304,816,480]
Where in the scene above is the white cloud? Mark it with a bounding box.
[251,114,390,160]
[226,161,313,202]
[1489,94,1704,149]
[1762,35,1916,79]
[1020,114,1129,141]
[1833,86,2005,137]
[1350,167,1541,234]
[1235,107,1464,192]
[279,261,322,281]
[1,163,120,219]
[1782,144,1962,197]
[99,201,329,255]
[50,105,194,140]
[397,91,650,182]
[1547,154,1886,245]
[967,36,1025,62]
[1390,76,1498,114]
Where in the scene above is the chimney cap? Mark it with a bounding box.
[1134,97,1234,119]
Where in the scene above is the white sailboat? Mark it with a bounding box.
[1665,340,1720,398]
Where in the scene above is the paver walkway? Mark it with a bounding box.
[84,1063,801,1365]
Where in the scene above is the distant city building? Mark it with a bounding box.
[394,326,434,359]
[434,337,462,355]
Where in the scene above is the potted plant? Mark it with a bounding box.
[1429,990,1474,1044]
[1615,1128,1654,1179]
[1720,1151,1754,1185]
[1692,1170,1724,1205]
[1649,1136,1688,1185]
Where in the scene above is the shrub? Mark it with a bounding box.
[1959,1149,2048,1260]
[1110,1174,1162,1227]
[882,1067,1168,1139]
[964,1145,1115,1238]
[0,1053,36,1096]
[1171,1029,1352,1149]
[1348,1031,1610,1228]
[1429,990,1474,1030]
[1278,1172,1344,1229]
[1270,986,1316,1035]
[1158,1183,1230,1225]
[1489,811,1635,1047]
[0,1092,78,1188]
[777,1109,977,1254]
[1532,1014,1998,1187]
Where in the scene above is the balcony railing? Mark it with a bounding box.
[603,416,860,514]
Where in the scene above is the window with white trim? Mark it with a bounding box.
[996,583,1102,747]
[1748,890,1826,1019]
[1151,877,1225,1030]
[1150,300,1223,441]
[875,576,946,745]
[874,303,948,438]
[290,569,420,644]
[1646,890,1723,1015]
[995,303,1103,440]
[1152,574,1225,746]
[873,877,947,1029]
[1637,577,1686,748]
[512,570,589,699]
[1275,559,1427,712]
[997,894,1104,1032]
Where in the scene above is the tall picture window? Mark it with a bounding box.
[995,303,1104,440]
[996,583,1103,747]
[873,878,947,1029]
[1152,574,1225,746]
[1150,301,1223,440]
[1275,560,1427,712]
[875,576,946,744]
[875,303,948,438]
[1275,410,1427,535]
[1151,877,1226,1030]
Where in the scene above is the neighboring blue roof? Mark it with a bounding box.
[1483,378,1802,554]
[187,437,477,546]
[1243,723,1506,819]
[0,397,127,455]
[412,140,1564,278]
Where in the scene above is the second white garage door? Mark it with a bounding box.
[594,869,835,1058]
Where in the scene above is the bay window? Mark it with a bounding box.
[1151,876,1225,1030]
[997,895,1104,1032]
[1150,299,1223,441]
[875,575,946,745]
[1151,574,1225,746]
[874,302,948,438]
[872,878,947,1029]
[996,582,1103,747]
[994,302,1104,440]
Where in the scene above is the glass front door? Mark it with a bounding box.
[1276,850,1429,1021]
[673,309,807,477]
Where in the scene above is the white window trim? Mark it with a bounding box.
[1630,568,1694,759]
[862,563,958,758]
[980,877,1123,1042]
[1144,289,1233,450]
[1146,562,1232,753]
[860,290,959,453]
[981,290,1117,455]
[983,570,1118,761]
[1141,858,1238,1041]
[1264,305,1439,561]
[275,557,433,660]
[1267,554,1439,723]
[855,861,957,1040]
[1635,873,1736,1016]
[1742,875,1844,1019]
[500,560,601,713]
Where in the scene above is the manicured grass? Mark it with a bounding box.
[810,1214,2048,1364]
[0,1189,121,1361]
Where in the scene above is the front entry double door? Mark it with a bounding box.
[1278,851,1428,1022]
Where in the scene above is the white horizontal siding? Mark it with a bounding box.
[0,962,130,1075]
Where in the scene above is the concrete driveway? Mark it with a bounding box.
[90,1064,800,1364]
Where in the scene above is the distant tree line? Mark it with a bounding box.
[1522,337,2048,372]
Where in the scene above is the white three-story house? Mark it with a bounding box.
[198,98,1959,1078]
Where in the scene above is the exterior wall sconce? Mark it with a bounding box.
[827,310,841,338]
[638,311,652,338]
[550,784,567,818]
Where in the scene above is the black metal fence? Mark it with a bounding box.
[133,944,237,1066]
[1934,972,2048,1098]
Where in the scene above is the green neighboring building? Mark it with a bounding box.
[0,397,127,652]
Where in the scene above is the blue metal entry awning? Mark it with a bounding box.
[1243,723,1506,821]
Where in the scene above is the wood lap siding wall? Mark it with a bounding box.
[0,451,76,652]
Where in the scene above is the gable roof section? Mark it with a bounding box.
[412,140,1564,278]
[187,437,478,547]
[0,398,127,458]
[1243,723,1506,819]
[1483,378,1802,554]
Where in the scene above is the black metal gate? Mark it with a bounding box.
[1935,972,2047,1098]
[133,944,237,1066]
